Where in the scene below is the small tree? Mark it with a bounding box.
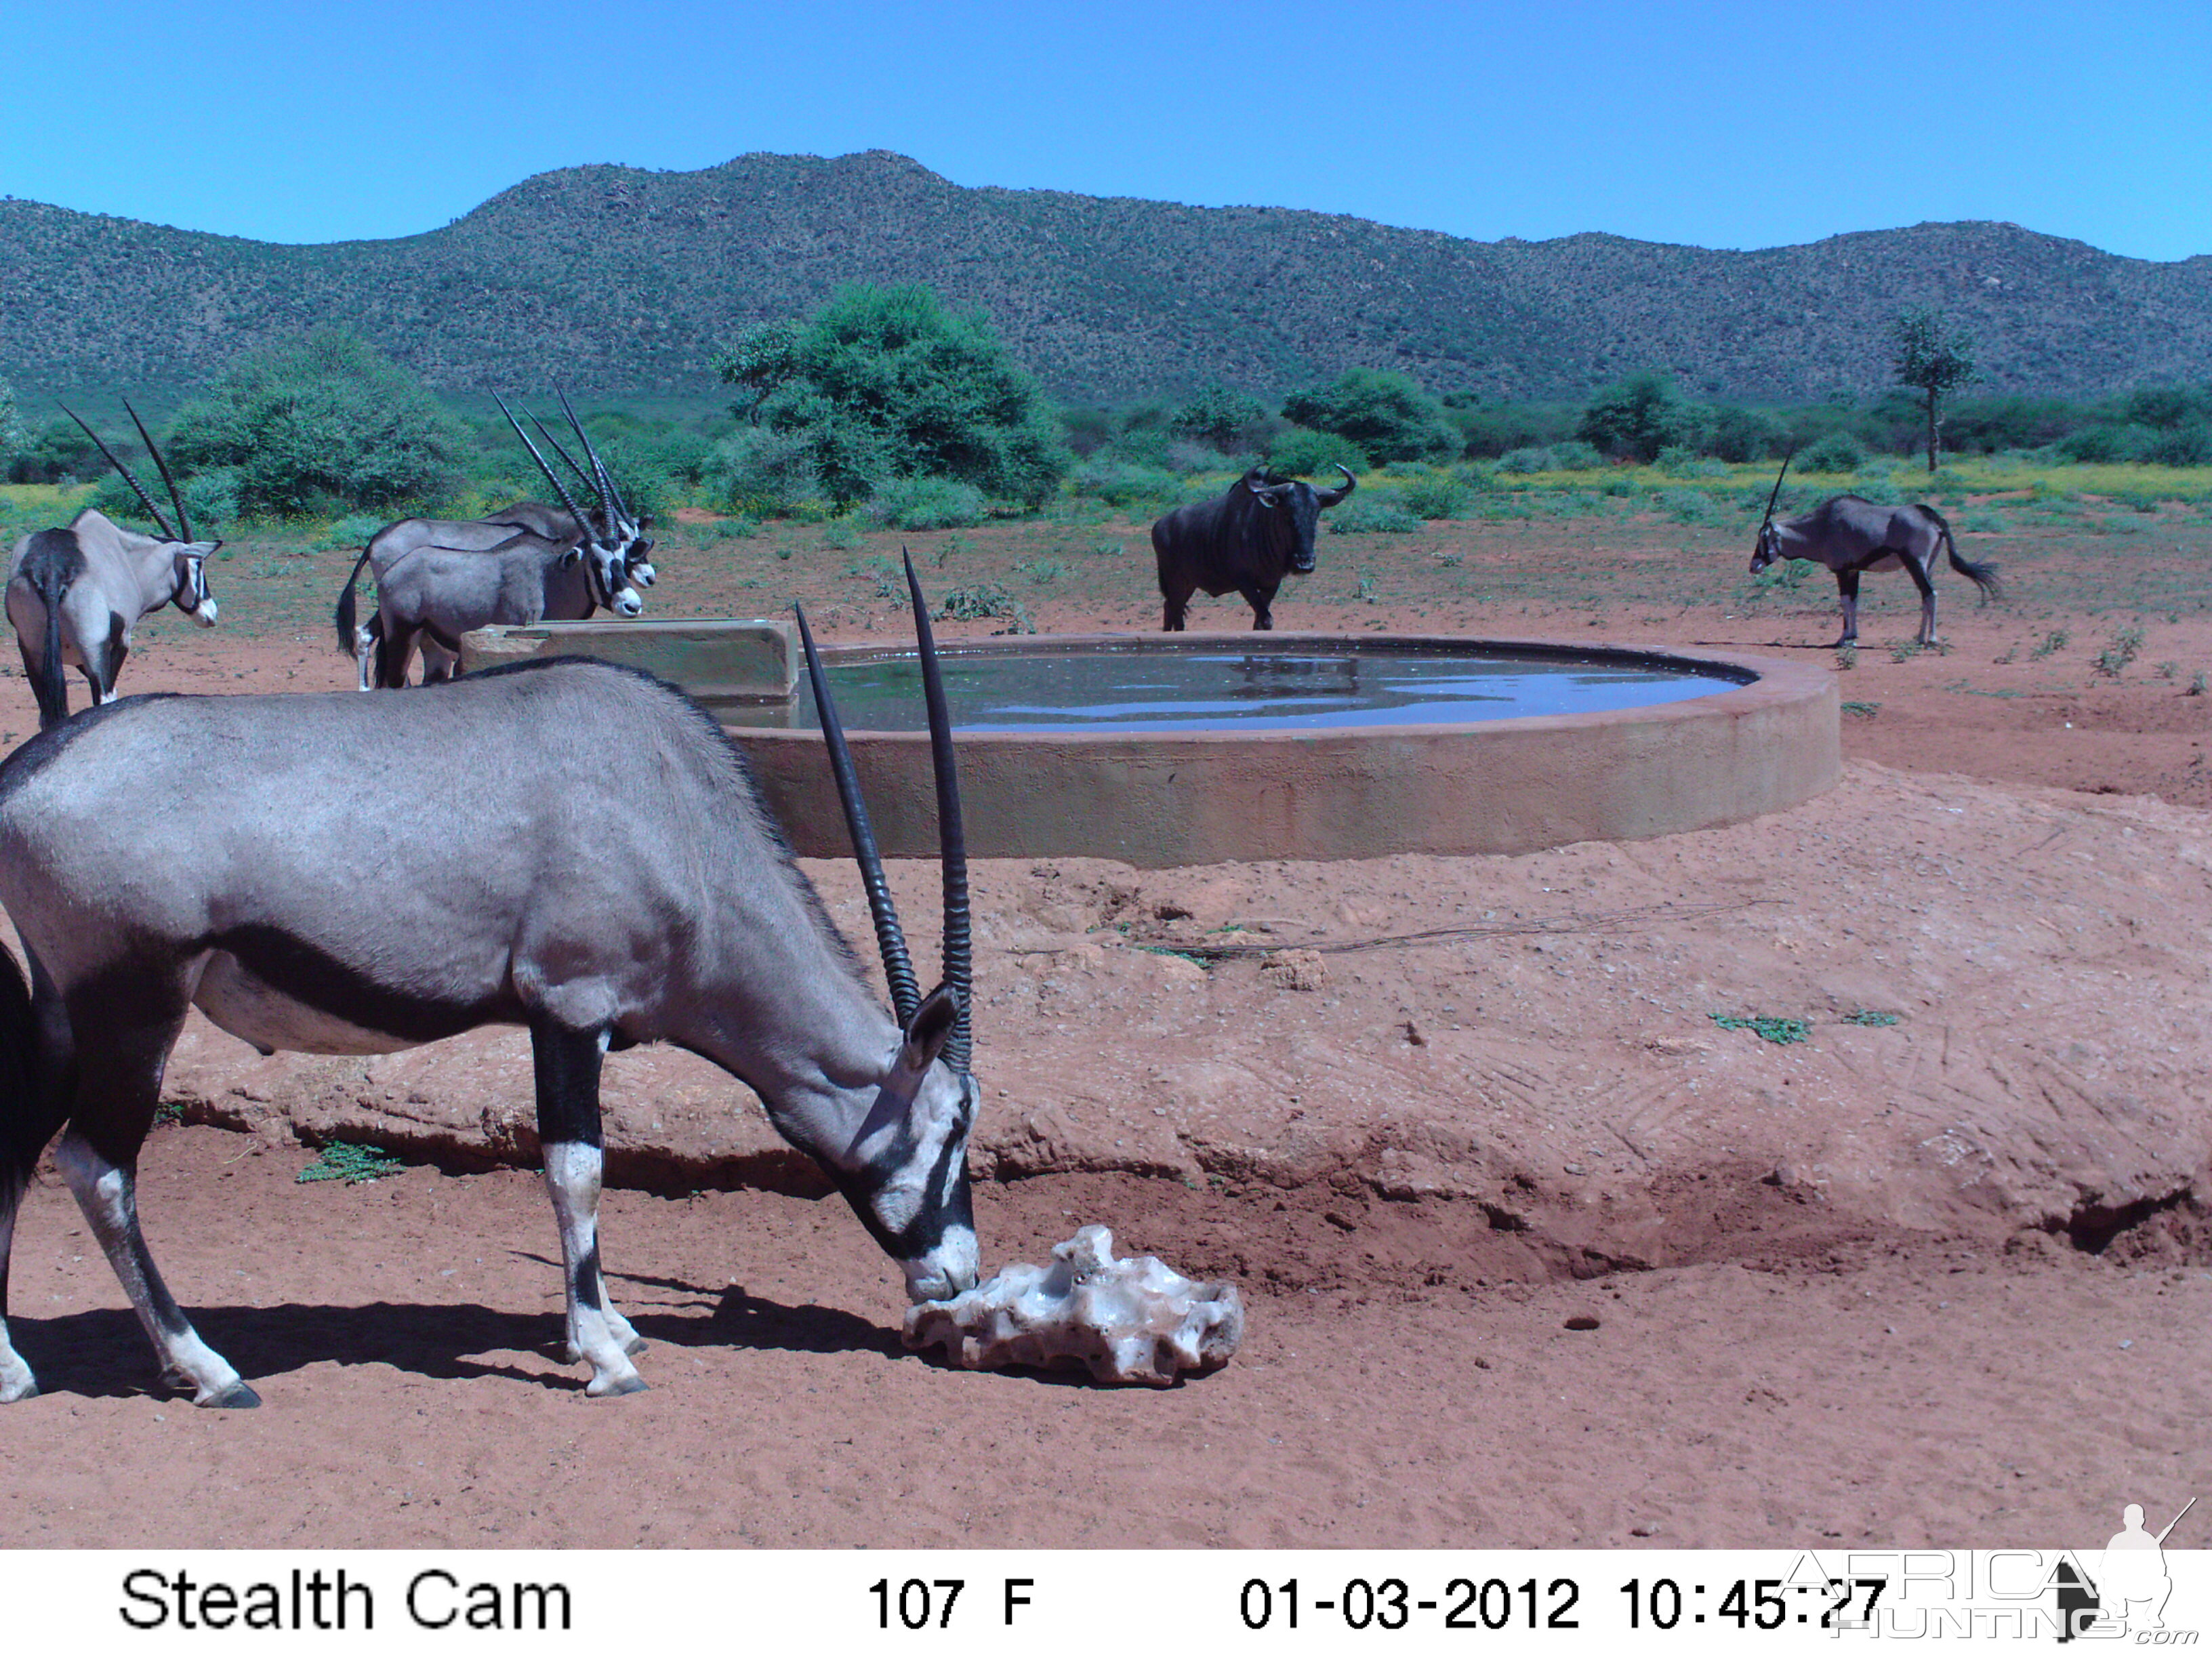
[715,284,1071,508]
[1576,370,1700,462]
[166,327,468,516]
[1891,308,1976,472]
[0,378,22,466]
[1279,369,1458,464]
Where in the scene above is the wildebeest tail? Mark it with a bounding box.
[333,546,373,655]
[1926,506,2003,602]
[0,942,59,1207]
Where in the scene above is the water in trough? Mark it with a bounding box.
[733,643,1750,733]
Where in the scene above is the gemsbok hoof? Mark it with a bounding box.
[0,1377,39,1404]
[586,1371,649,1398]
[199,1379,262,1409]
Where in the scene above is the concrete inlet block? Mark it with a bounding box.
[459,619,797,714]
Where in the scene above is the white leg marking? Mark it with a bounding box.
[541,1141,645,1395]
[56,1132,253,1406]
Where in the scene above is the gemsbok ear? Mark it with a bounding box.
[899,983,962,1073]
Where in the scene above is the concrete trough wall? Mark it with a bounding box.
[729,634,1840,867]
[459,619,796,716]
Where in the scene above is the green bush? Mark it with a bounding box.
[867,475,987,530]
[1797,430,1869,472]
[1073,457,1181,509]
[1498,440,1604,473]
[1266,426,1370,478]
[1578,370,1702,462]
[1280,369,1458,464]
[1326,493,1422,533]
[1705,405,1788,463]
[709,426,823,515]
[1168,386,1271,452]
[165,327,469,518]
[716,283,1072,507]
[1398,473,1471,519]
[2145,421,2212,466]
[2057,424,2151,464]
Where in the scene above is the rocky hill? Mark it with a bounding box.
[3,150,2207,405]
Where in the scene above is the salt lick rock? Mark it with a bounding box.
[903,1226,1245,1385]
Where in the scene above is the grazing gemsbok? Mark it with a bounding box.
[1152,464,1356,630]
[0,554,979,1406]
[335,396,649,688]
[1750,452,2002,647]
[5,404,218,729]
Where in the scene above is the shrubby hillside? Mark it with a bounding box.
[3,150,2209,404]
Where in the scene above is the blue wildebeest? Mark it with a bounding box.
[336,396,648,688]
[0,555,980,1406]
[1151,464,1357,630]
[1750,455,2001,647]
[5,405,218,729]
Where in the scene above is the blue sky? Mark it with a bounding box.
[7,0,2207,260]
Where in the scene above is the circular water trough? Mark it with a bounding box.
[725,633,1838,867]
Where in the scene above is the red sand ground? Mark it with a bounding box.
[3,513,2207,1549]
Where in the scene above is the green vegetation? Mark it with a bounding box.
[1891,308,1978,471]
[1841,1010,1902,1027]
[296,1141,405,1184]
[715,283,1072,510]
[1279,369,1458,466]
[1711,1013,1812,1045]
[164,327,469,519]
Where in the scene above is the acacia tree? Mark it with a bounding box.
[1891,308,1977,472]
[715,284,1071,507]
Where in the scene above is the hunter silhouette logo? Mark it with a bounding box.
[2058,1497,2196,1641]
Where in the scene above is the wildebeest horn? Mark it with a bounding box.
[1761,445,1797,527]
[60,403,176,541]
[122,399,194,544]
[901,548,972,1075]
[494,393,595,536]
[794,602,922,1027]
[557,390,630,529]
[1317,463,1357,508]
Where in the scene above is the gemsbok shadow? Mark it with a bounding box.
[12,1272,902,1401]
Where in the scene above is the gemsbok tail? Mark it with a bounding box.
[333,546,374,656]
[1927,506,2004,603]
[20,531,75,731]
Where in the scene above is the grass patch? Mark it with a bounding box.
[297,1142,404,1185]
[1711,1013,1811,1045]
[1839,1010,1901,1027]
[1840,700,1881,718]
[2030,628,2070,659]
[2094,626,2146,676]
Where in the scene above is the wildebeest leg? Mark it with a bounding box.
[1160,577,1195,632]
[1241,581,1281,630]
[1834,570,1861,647]
[1902,550,1938,644]
[55,972,258,1407]
[532,1019,647,1396]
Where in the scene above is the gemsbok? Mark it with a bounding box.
[0,554,979,1406]
[5,404,218,729]
[1750,451,2002,647]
